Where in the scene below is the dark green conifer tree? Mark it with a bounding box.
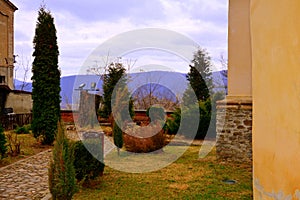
[101,62,135,154]
[183,48,213,104]
[101,63,126,118]
[31,6,61,145]
[182,48,214,139]
[49,122,78,199]
[113,121,123,156]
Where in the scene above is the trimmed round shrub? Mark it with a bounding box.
[123,123,167,153]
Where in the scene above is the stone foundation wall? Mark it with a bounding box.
[216,97,252,165]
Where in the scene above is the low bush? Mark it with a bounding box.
[173,100,211,139]
[164,108,181,135]
[123,123,167,153]
[15,125,31,134]
[133,115,149,125]
[6,131,22,156]
[0,125,7,159]
[164,92,223,139]
[164,99,213,140]
[72,140,105,182]
[49,122,78,200]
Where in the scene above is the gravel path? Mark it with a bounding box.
[0,149,52,200]
[0,130,204,199]
[0,130,115,200]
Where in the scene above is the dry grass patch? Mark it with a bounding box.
[73,145,253,200]
[169,183,189,190]
[0,132,51,167]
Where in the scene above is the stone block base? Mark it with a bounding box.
[216,97,252,165]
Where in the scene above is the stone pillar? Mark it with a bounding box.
[216,97,252,164]
[77,91,98,128]
[216,0,252,165]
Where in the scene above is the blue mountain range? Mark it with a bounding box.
[14,70,227,109]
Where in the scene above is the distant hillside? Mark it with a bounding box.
[14,70,227,109]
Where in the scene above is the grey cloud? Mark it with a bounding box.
[12,0,228,76]
[45,0,165,23]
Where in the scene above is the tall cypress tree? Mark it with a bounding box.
[181,48,214,139]
[101,63,126,118]
[186,48,213,102]
[31,6,60,145]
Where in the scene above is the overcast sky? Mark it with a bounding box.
[12,0,228,80]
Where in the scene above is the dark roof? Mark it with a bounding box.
[0,85,11,92]
[3,0,18,11]
[12,90,32,94]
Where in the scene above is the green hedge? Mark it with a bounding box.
[0,125,7,159]
[72,139,105,182]
[164,99,214,139]
[15,125,31,134]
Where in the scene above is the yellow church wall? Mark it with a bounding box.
[251,0,300,198]
[215,0,253,166]
[228,0,252,97]
[0,0,17,90]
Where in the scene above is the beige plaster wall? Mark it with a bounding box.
[6,92,32,113]
[251,0,300,198]
[228,0,252,97]
[0,0,16,90]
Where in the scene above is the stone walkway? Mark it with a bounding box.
[0,149,52,200]
[0,131,204,200]
[0,131,115,200]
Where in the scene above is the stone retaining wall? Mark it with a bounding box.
[216,97,252,165]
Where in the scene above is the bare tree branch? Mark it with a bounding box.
[14,55,31,91]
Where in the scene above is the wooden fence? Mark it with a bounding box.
[0,113,32,130]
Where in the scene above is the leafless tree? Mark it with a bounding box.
[132,72,180,111]
[86,54,181,111]
[219,54,228,69]
[87,53,137,82]
[219,53,228,78]
[215,54,228,95]
[86,52,112,78]
[62,93,72,110]
[14,55,31,91]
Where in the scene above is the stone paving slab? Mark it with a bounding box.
[0,150,52,200]
[0,131,204,200]
[0,133,114,200]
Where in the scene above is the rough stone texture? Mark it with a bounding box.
[0,150,52,200]
[216,97,252,165]
[77,91,99,127]
[0,130,115,199]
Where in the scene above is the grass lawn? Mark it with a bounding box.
[73,145,253,200]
